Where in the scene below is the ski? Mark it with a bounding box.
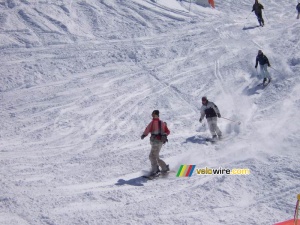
[263,80,271,88]
[243,25,260,31]
[205,136,232,143]
[257,79,271,90]
[257,83,264,87]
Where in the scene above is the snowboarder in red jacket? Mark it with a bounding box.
[141,110,170,176]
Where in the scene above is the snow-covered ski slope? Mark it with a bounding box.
[1,0,300,224]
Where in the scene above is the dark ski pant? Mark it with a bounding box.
[297,12,300,19]
[256,13,264,25]
[149,141,167,172]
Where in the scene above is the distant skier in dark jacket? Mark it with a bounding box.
[255,50,271,85]
[252,0,265,26]
[297,3,300,19]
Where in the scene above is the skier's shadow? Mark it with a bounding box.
[243,25,259,30]
[115,177,147,186]
[243,84,263,95]
[183,135,207,144]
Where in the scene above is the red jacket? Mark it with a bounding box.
[143,118,170,139]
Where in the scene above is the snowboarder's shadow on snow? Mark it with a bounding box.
[184,135,208,144]
[115,177,147,186]
[243,25,259,30]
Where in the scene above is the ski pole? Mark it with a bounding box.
[246,11,252,19]
[270,66,279,73]
[263,9,269,23]
[256,67,260,78]
[221,117,241,125]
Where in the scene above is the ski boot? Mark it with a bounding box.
[263,78,267,86]
[149,166,161,177]
[161,165,170,174]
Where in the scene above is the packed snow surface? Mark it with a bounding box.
[1,0,300,224]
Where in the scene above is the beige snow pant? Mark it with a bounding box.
[149,140,167,172]
[259,64,271,80]
[207,117,222,137]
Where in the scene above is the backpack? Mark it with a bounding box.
[159,121,168,144]
[150,120,168,144]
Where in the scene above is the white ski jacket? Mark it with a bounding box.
[200,101,220,120]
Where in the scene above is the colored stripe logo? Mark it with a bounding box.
[176,165,196,177]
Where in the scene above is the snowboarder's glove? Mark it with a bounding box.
[141,134,146,140]
[217,113,221,118]
[255,65,257,69]
[268,64,271,67]
[199,118,202,123]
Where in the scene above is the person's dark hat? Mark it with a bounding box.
[152,110,159,116]
[202,96,208,102]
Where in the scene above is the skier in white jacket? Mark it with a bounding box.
[199,96,222,139]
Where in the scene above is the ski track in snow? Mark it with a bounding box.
[1,0,300,224]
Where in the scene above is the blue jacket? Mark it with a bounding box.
[255,54,270,67]
[297,3,300,12]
